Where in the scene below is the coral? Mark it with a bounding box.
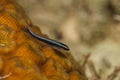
[0,0,87,80]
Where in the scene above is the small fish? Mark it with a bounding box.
[27,28,70,51]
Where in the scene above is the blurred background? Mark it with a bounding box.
[17,0,120,79]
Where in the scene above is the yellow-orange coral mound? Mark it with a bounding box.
[0,0,87,80]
